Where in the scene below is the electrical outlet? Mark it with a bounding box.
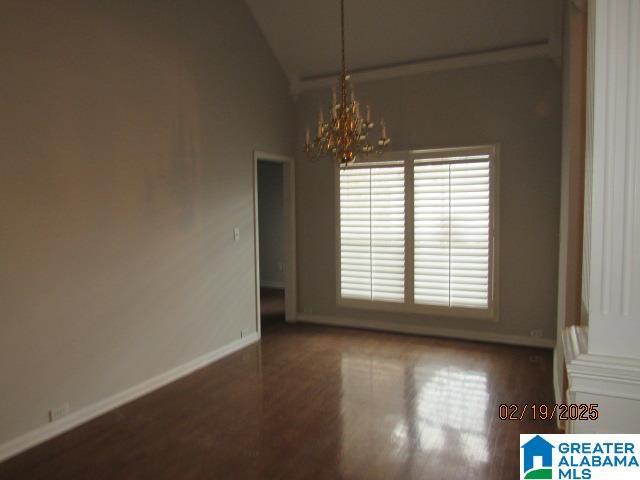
[233,227,240,241]
[49,403,70,422]
[529,355,542,363]
[530,329,543,339]
[241,328,250,338]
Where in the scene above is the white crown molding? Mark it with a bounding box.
[292,42,555,95]
[297,313,555,348]
[0,333,260,464]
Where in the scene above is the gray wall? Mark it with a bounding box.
[295,59,562,342]
[0,0,292,446]
[258,161,285,287]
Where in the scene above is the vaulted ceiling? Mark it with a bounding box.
[245,0,561,89]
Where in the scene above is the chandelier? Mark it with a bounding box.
[303,0,390,167]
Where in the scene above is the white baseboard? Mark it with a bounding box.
[0,332,260,464]
[260,280,285,289]
[297,313,555,348]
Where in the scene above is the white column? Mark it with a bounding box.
[585,0,640,358]
[564,0,640,434]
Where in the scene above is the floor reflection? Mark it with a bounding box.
[415,367,489,462]
[340,351,493,477]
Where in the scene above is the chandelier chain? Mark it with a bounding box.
[341,0,346,79]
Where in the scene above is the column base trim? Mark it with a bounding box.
[563,326,640,400]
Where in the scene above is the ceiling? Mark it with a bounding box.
[245,0,560,84]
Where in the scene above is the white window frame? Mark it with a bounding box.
[335,144,500,321]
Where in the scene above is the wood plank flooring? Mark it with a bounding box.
[0,322,558,479]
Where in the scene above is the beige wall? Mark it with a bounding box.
[0,0,292,445]
[295,59,562,342]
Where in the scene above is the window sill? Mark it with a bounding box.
[337,297,497,322]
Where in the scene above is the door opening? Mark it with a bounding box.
[252,152,296,337]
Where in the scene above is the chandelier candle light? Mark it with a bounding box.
[303,0,390,167]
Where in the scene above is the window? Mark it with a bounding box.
[339,163,405,302]
[337,145,497,319]
[414,155,491,309]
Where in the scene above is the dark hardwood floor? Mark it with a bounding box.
[0,320,558,480]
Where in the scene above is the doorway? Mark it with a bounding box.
[252,151,296,336]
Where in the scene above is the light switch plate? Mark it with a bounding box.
[233,227,240,241]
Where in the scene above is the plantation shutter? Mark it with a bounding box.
[413,155,491,308]
[340,164,405,302]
